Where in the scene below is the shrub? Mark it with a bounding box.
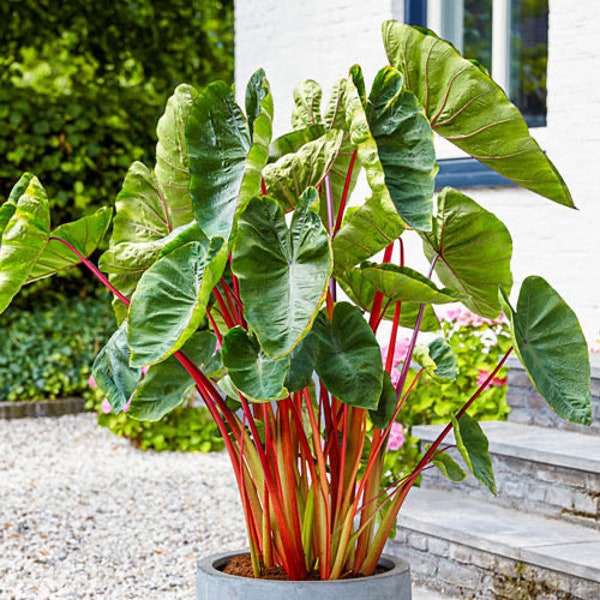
[93,397,225,453]
[0,290,114,401]
[0,0,234,226]
[383,308,511,484]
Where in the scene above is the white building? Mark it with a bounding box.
[235,0,600,345]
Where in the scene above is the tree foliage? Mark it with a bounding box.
[0,0,234,224]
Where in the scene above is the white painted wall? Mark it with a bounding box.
[235,0,600,344]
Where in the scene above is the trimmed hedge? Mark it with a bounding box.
[0,291,115,401]
[0,0,234,225]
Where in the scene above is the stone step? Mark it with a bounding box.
[387,487,600,599]
[506,357,600,434]
[413,421,600,529]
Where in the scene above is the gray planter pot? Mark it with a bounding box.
[196,551,411,599]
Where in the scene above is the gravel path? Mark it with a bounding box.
[0,414,245,600]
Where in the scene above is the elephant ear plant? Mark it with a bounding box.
[0,22,592,580]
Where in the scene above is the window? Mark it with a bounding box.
[404,0,549,188]
[427,0,548,127]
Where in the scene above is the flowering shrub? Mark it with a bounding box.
[383,308,511,485]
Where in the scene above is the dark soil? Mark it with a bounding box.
[221,553,387,580]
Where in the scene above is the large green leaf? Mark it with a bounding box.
[128,238,228,367]
[383,21,573,208]
[269,125,326,162]
[318,78,361,232]
[221,327,290,402]
[0,173,34,236]
[451,413,496,495]
[284,333,317,393]
[233,191,332,358]
[128,331,219,421]
[103,85,198,320]
[92,321,141,414]
[154,83,198,230]
[333,75,405,265]
[238,69,273,216]
[262,129,343,211]
[102,161,173,322]
[27,207,112,282]
[366,66,437,231]
[312,302,383,410]
[291,79,323,129]
[0,175,50,314]
[187,81,250,240]
[337,266,440,331]
[500,277,592,425]
[362,263,468,304]
[421,187,512,318]
[333,195,404,268]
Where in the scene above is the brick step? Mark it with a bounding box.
[387,487,600,599]
[413,421,600,529]
[506,358,600,434]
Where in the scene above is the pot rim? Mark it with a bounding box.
[197,550,410,585]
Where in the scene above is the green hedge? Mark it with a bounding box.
[0,291,115,401]
[0,0,234,225]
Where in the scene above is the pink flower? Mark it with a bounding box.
[381,338,411,385]
[88,375,97,388]
[387,422,405,451]
[101,397,112,414]
[444,308,505,328]
[476,369,507,388]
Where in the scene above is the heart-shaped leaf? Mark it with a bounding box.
[128,238,228,367]
[238,70,274,218]
[262,129,343,212]
[270,125,326,162]
[333,195,405,268]
[187,82,251,239]
[128,331,220,421]
[383,21,573,208]
[500,277,592,425]
[221,327,290,402]
[291,80,323,129]
[422,187,512,318]
[312,302,383,410]
[28,207,112,282]
[337,266,440,331]
[92,321,141,414]
[366,66,437,231]
[362,264,468,304]
[332,73,405,266]
[0,173,33,235]
[233,191,332,358]
[0,174,50,314]
[451,413,496,495]
[154,83,198,229]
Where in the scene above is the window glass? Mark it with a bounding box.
[510,0,548,126]
[438,0,493,71]
[431,0,547,127]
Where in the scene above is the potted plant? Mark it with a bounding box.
[0,22,591,598]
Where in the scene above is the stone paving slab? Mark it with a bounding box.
[399,487,600,583]
[413,421,600,473]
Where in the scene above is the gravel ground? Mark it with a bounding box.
[0,414,246,600]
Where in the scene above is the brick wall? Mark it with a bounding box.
[235,0,600,343]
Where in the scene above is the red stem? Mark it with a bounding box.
[333,150,358,236]
[50,237,130,306]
